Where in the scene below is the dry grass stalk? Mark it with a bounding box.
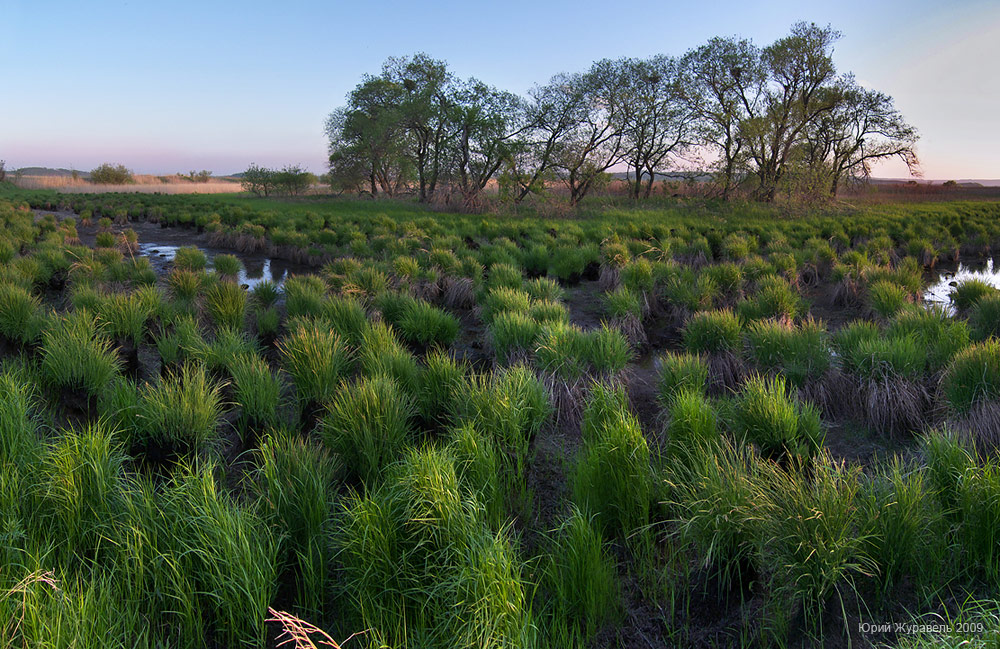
[267,608,365,649]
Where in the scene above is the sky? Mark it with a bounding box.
[2,0,999,179]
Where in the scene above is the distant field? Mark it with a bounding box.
[13,174,245,194]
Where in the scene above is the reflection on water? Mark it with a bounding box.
[138,243,298,290]
[923,258,1000,314]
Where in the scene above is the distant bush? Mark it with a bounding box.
[89,163,134,184]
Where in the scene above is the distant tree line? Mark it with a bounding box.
[325,22,918,205]
[241,164,316,197]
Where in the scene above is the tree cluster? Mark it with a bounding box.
[325,23,918,204]
[89,163,134,185]
[181,170,213,183]
[241,164,314,197]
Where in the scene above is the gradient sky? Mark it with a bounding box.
[3,0,998,179]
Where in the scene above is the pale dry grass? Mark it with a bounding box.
[14,175,243,194]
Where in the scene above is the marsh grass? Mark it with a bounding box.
[490,311,541,363]
[544,507,619,640]
[278,321,352,420]
[657,351,709,406]
[969,293,1000,341]
[950,278,998,312]
[744,317,831,388]
[319,375,414,485]
[40,421,125,565]
[258,431,338,613]
[205,281,247,330]
[230,354,284,437]
[731,373,823,462]
[942,340,1000,417]
[573,383,652,535]
[757,455,873,638]
[0,283,46,345]
[135,363,225,460]
[397,300,460,349]
[40,310,122,402]
[683,309,742,355]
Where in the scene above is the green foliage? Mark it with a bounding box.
[89,163,134,184]
[397,300,460,348]
[731,373,823,461]
[40,310,121,398]
[173,246,207,272]
[212,253,242,277]
[942,340,1000,414]
[744,317,830,387]
[950,279,998,312]
[258,431,338,612]
[573,384,651,535]
[969,293,1000,341]
[683,308,742,354]
[657,351,709,405]
[667,388,719,452]
[0,282,46,345]
[278,321,352,410]
[868,280,909,319]
[319,375,415,484]
[230,354,284,434]
[135,363,224,457]
[204,281,247,330]
[544,507,619,639]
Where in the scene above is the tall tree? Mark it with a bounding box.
[804,76,919,195]
[382,54,456,202]
[326,76,412,196]
[506,73,587,203]
[554,60,628,205]
[618,55,696,198]
[742,22,841,201]
[450,79,529,208]
[683,37,766,199]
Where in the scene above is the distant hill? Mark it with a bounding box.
[15,167,90,179]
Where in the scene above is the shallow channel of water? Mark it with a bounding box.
[137,243,306,291]
[922,257,1000,314]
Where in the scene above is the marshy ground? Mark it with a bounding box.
[3,188,1000,648]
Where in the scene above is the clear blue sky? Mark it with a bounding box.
[3,0,998,179]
